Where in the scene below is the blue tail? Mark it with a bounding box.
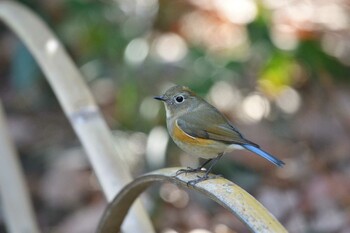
[242,144,285,167]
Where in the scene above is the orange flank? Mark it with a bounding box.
[173,121,212,146]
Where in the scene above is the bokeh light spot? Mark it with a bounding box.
[209,81,241,112]
[214,224,231,233]
[152,33,188,63]
[214,0,257,24]
[241,94,270,123]
[316,4,348,30]
[159,183,189,208]
[146,126,169,169]
[189,229,212,233]
[161,229,178,233]
[321,33,350,65]
[124,38,149,65]
[90,78,115,105]
[271,24,299,51]
[139,96,160,120]
[117,0,158,16]
[45,38,59,56]
[276,87,301,114]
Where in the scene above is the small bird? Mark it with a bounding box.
[154,85,284,184]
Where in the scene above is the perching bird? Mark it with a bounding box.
[154,85,284,184]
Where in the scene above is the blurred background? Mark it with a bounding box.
[0,0,350,232]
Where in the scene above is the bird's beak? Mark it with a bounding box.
[154,95,166,101]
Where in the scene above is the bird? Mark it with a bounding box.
[154,85,284,185]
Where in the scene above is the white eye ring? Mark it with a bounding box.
[175,95,184,103]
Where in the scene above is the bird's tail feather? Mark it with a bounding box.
[242,144,285,167]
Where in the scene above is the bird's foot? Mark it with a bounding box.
[186,174,209,186]
[186,173,223,186]
[175,167,205,176]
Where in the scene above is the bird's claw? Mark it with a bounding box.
[186,175,209,186]
[175,167,203,176]
[174,167,222,186]
[186,173,223,186]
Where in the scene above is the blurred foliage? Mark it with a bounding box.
[1,0,350,232]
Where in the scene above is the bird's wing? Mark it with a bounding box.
[176,105,258,147]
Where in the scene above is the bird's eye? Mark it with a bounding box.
[175,95,184,103]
